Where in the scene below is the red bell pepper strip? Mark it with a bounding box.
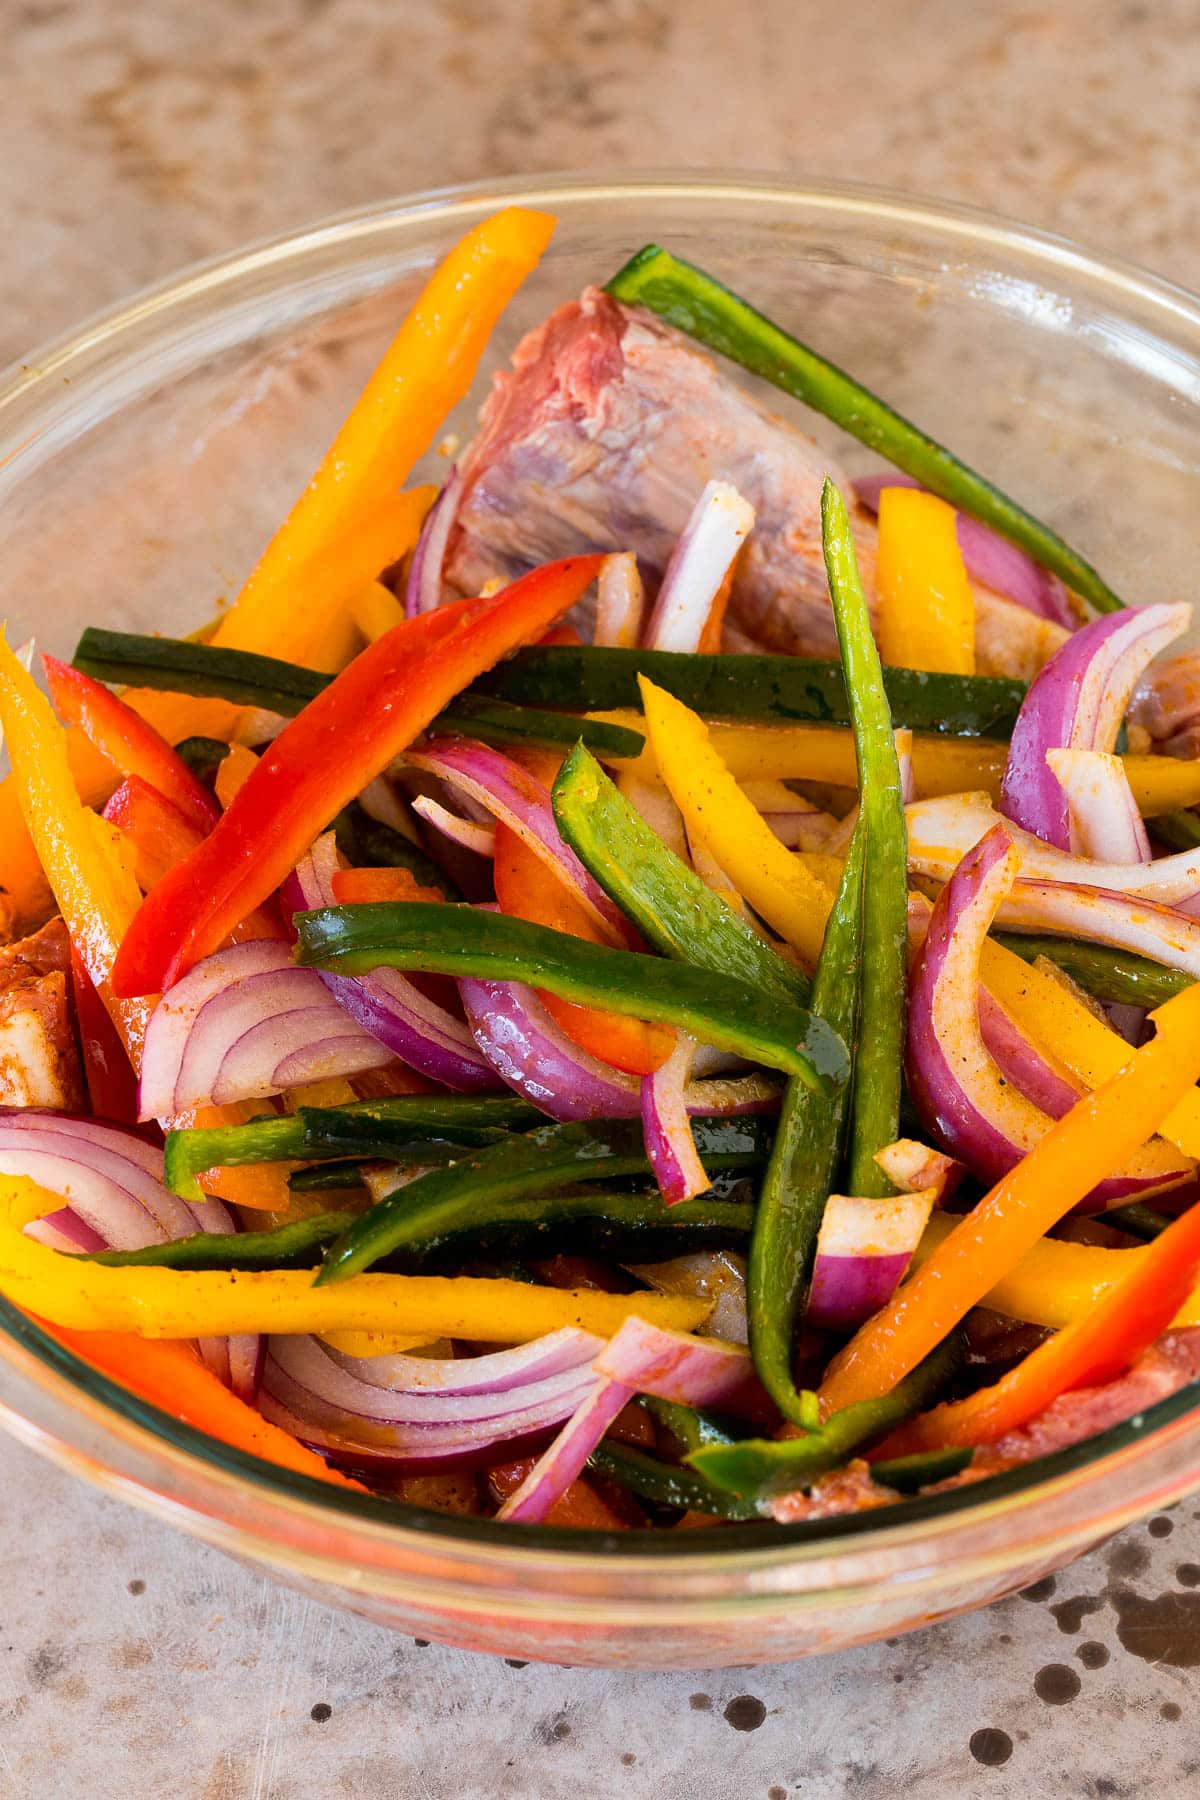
[486,1455,633,1529]
[885,1193,1200,1452]
[43,655,219,835]
[492,821,674,1075]
[111,556,604,997]
[69,943,138,1124]
[103,776,285,943]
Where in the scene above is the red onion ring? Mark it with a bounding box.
[284,835,497,1092]
[404,466,463,617]
[641,1034,709,1203]
[807,1189,938,1331]
[642,481,754,653]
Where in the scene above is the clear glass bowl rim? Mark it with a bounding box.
[3,167,1200,1571]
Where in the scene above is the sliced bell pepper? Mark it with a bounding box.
[0,1177,709,1340]
[0,634,152,1059]
[295,903,848,1102]
[980,940,1200,1160]
[638,676,833,966]
[213,743,260,810]
[111,556,604,996]
[492,822,673,1075]
[875,487,976,676]
[486,1456,632,1529]
[908,1209,1200,1330]
[819,977,1200,1413]
[552,744,811,1007]
[890,1193,1200,1451]
[330,866,445,906]
[69,943,138,1124]
[44,1318,363,1488]
[350,581,406,645]
[212,205,553,655]
[821,478,908,1195]
[103,778,203,891]
[42,655,218,833]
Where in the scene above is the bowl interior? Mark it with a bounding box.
[2,173,1200,1582]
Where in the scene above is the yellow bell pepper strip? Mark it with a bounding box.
[889,1191,1200,1451]
[0,633,153,1058]
[350,580,407,645]
[638,676,831,966]
[908,1210,1200,1330]
[876,486,976,675]
[0,1179,709,1341]
[46,1317,366,1489]
[212,206,553,657]
[980,942,1200,1160]
[111,555,604,996]
[819,976,1200,1413]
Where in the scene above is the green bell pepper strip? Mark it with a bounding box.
[1103,1202,1172,1242]
[315,1117,773,1284]
[172,736,232,788]
[1152,810,1200,853]
[294,904,849,1092]
[587,1443,757,1520]
[821,479,908,1196]
[641,1395,739,1455]
[748,811,865,1431]
[163,1094,540,1200]
[476,646,1027,740]
[84,1212,356,1271]
[333,803,456,898]
[690,1336,961,1502]
[288,1162,368,1193]
[868,1447,973,1493]
[72,629,644,760]
[551,742,811,1006]
[991,934,1192,1009]
[606,243,1124,616]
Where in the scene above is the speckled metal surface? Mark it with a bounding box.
[3,0,1200,1791]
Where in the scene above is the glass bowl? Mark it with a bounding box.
[2,173,1199,1669]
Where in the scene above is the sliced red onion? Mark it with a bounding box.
[358,775,421,843]
[905,822,1191,1208]
[257,1329,601,1470]
[998,878,1200,981]
[285,835,497,1092]
[907,790,1200,908]
[642,481,755,653]
[641,1034,709,1204]
[1045,748,1151,864]
[806,1188,939,1331]
[412,795,496,858]
[404,466,463,617]
[594,552,646,648]
[977,989,1082,1114]
[873,1138,964,1201]
[854,472,1077,628]
[407,740,632,942]
[498,1316,761,1524]
[137,938,396,1120]
[460,974,778,1123]
[4,1112,262,1398]
[999,602,1189,849]
[619,773,690,864]
[739,780,834,850]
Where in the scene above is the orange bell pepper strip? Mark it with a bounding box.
[217,206,554,655]
[492,822,674,1075]
[819,977,1200,1414]
[876,487,976,676]
[887,1194,1200,1451]
[213,743,261,810]
[42,656,218,834]
[46,1320,363,1490]
[331,866,445,906]
[111,557,604,997]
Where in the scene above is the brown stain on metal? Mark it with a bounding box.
[968,1728,1013,1767]
[1049,1594,1104,1634]
[1108,1589,1200,1667]
[1176,1564,1200,1587]
[1147,1514,1175,1538]
[1033,1662,1082,1704]
[1019,1576,1057,1602]
[1161,1701,1182,1721]
[689,1692,712,1711]
[1076,1641,1110,1669]
[1106,1539,1151,1582]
